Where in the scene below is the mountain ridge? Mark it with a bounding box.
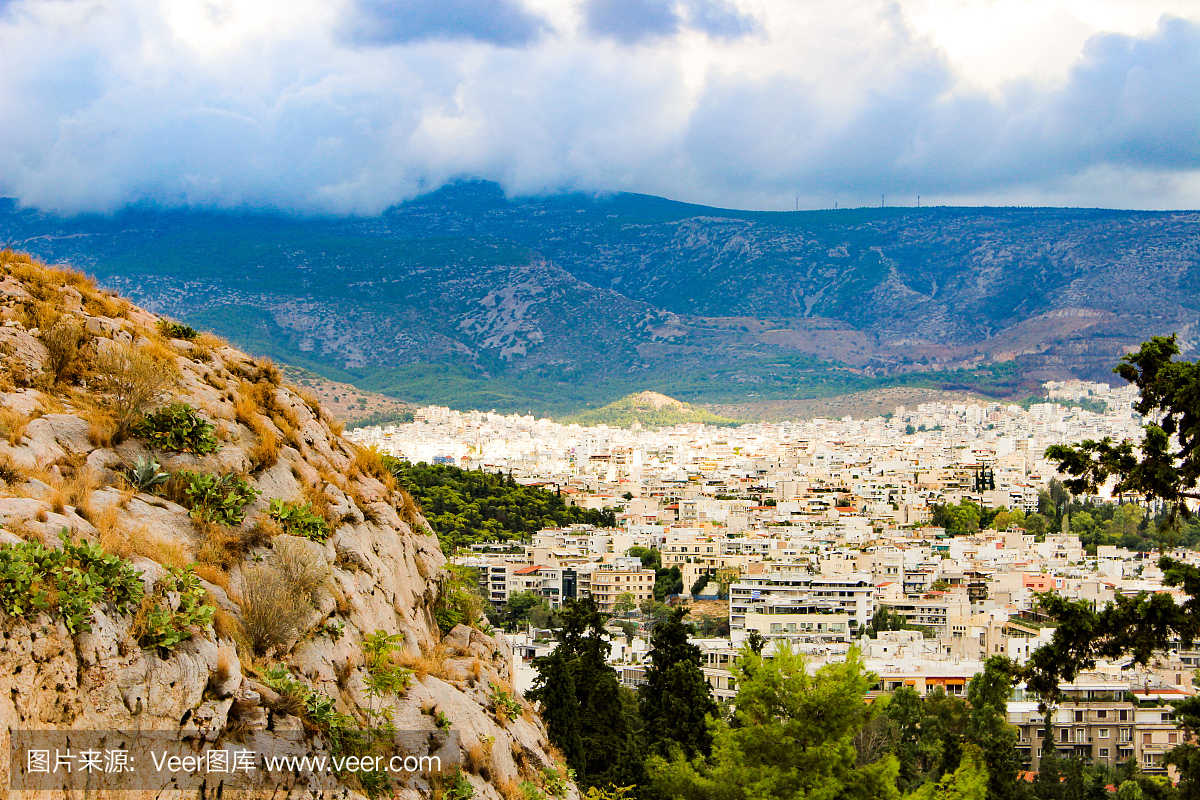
[2,182,1197,414]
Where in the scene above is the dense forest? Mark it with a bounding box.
[387,459,617,552]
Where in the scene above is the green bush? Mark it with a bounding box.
[178,471,260,525]
[135,403,219,453]
[490,682,522,722]
[435,564,484,635]
[445,769,474,800]
[136,565,216,650]
[0,529,144,633]
[158,320,199,340]
[269,499,330,542]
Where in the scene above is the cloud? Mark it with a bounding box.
[0,0,1197,214]
[681,0,760,39]
[342,0,549,47]
[582,0,679,44]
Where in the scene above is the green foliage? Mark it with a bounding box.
[965,657,1022,800]
[435,564,485,635]
[390,460,616,552]
[529,598,642,789]
[639,606,718,759]
[177,470,260,525]
[443,768,474,800]
[137,565,216,650]
[129,456,170,492]
[627,546,661,570]
[0,529,144,634]
[653,565,684,601]
[902,746,988,800]
[268,498,330,542]
[1047,335,1200,523]
[490,682,522,722]
[648,643,900,800]
[361,630,413,699]
[541,765,573,798]
[134,402,219,453]
[264,665,359,756]
[158,319,199,340]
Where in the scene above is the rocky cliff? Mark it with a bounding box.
[0,249,570,800]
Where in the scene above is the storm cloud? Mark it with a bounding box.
[0,0,1196,214]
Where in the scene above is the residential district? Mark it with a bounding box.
[350,380,1194,778]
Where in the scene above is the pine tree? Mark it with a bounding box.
[965,656,1023,800]
[639,606,718,759]
[648,643,900,800]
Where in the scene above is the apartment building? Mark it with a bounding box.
[730,571,874,633]
[588,563,656,613]
[1009,681,1180,774]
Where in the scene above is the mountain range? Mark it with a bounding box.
[2,183,1197,415]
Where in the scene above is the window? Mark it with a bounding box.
[1098,729,1110,739]
[1100,748,1109,758]
[1075,710,1084,722]
[1144,733,1153,745]
[1073,728,1086,743]
[1097,710,1107,719]
[1119,710,1129,721]
[1120,729,1132,743]
[1060,729,1069,743]
[1170,733,1179,744]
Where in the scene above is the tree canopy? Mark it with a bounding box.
[648,643,900,800]
[388,459,616,552]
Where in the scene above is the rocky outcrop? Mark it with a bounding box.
[0,252,573,800]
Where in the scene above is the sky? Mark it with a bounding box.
[0,0,1198,214]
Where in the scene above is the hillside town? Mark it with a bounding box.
[350,379,1196,778]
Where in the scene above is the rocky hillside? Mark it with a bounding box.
[0,250,572,799]
[3,185,1199,413]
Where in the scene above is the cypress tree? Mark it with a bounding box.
[639,606,718,759]
[529,647,586,776]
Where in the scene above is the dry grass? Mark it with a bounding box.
[350,444,396,491]
[237,563,313,655]
[235,387,285,470]
[129,526,189,568]
[0,406,29,445]
[497,778,522,800]
[0,452,27,484]
[195,518,240,569]
[301,480,336,529]
[398,490,423,530]
[215,645,236,686]
[464,741,489,776]
[271,537,331,606]
[248,424,279,471]
[42,316,87,384]
[296,387,322,416]
[213,608,241,641]
[82,406,119,448]
[257,358,282,386]
[193,562,232,592]
[395,643,451,681]
[91,340,179,434]
[93,504,131,558]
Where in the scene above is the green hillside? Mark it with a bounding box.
[563,392,741,428]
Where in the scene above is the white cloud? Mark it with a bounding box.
[0,0,1197,213]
